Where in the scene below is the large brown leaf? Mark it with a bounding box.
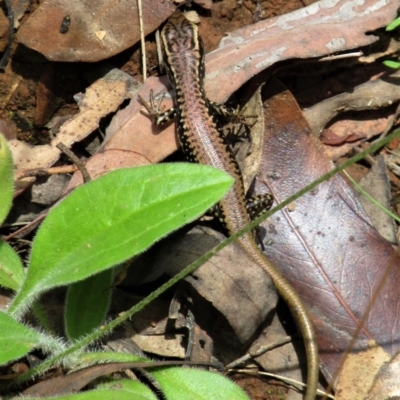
[17,0,175,62]
[256,79,400,383]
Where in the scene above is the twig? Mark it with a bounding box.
[319,51,363,62]
[56,143,91,183]
[137,0,146,81]
[3,214,46,241]
[15,164,79,180]
[225,336,293,369]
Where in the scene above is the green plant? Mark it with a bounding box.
[0,132,250,399]
[383,16,400,69]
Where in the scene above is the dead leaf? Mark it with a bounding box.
[10,68,137,189]
[357,156,397,244]
[251,313,307,399]
[205,0,399,102]
[256,79,400,384]
[63,75,179,192]
[125,227,278,343]
[34,64,62,127]
[22,360,194,396]
[21,363,139,396]
[304,69,400,139]
[335,343,391,400]
[364,349,400,400]
[17,0,176,62]
[81,0,398,193]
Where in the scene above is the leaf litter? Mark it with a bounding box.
[1,0,400,398]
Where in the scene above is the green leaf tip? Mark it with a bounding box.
[0,311,40,365]
[0,239,25,291]
[0,133,14,225]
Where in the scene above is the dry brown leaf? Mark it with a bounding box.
[205,0,398,102]
[304,70,400,136]
[256,79,400,384]
[34,64,62,127]
[22,360,190,396]
[133,333,185,358]
[181,228,277,342]
[126,227,278,343]
[17,0,176,62]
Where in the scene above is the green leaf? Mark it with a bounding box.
[25,388,156,400]
[0,239,25,291]
[0,311,40,365]
[65,268,113,342]
[383,59,400,69]
[97,381,157,399]
[151,367,250,400]
[386,17,400,31]
[9,164,233,317]
[0,133,14,225]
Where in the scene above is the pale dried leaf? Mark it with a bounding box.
[364,350,400,400]
[335,344,391,400]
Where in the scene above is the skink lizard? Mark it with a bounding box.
[138,12,319,399]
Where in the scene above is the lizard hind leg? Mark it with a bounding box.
[246,193,273,221]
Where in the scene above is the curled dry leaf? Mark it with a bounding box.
[304,69,400,141]
[305,70,400,135]
[17,0,176,62]
[256,79,400,383]
[34,64,63,127]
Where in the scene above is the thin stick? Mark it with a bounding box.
[3,214,46,241]
[137,0,146,81]
[56,143,91,183]
[226,336,293,369]
[15,164,79,180]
